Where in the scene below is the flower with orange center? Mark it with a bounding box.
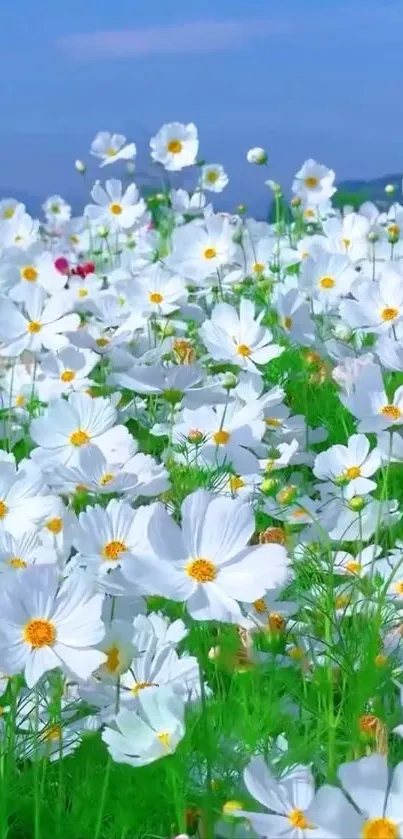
[167,139,182,154]
[102,540,128,562]
[109,203,122,215]
[288,810,312,829]
[23,618,56,649]
[345,560,362,575]
[0,500,8,519]
[361,818,398,839]
[282,315,293,329]
[21,266,38,282]
[186,557,217,583]
[203,247,217,260]
[105,645,120,674]
[100,472,115,487]
[381,307,399,322]
[381,405,402,420]
[149,291,163,304]
[60,370,76,383]
[268,612,286,632]
[69,429,90,447]
[46,517,63,535]
[213,429,230,445]
[27,321,41,334]
[319,275,335,289]
[96,337,109,347]
[236,343,251,357]
[344,465,362,480]
[228,476,245,492]
[305,176,318,188]
[252,261,265,274]
[131,680,158,695]
[8,557,27,569]
[44,724,62,742]
[78,288,88,298]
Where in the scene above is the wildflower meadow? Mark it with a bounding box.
[1,123,403,839]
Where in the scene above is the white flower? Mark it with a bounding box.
[0,288,79,356]
[127,489,290,623]
[200,299,283,371]
[42,195,71,226]
[313,434,381,498]
[90,132,136,167]
[0,565,105,687]
[292,159,336,205]
[102,687,185,766]
[168,215,237,282]
[85,179,146,231]
[200,164,229,193]
[150,122,198,171]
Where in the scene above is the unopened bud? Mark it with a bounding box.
[97,226,109,238]
[291,196,302,208]
[246,147,268,165]
[385,184,396,194]
[75,159,86,174]
[126,161,135,175]
[236,203,247,214]
[265,180,282,194]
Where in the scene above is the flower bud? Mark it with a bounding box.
[385,184,396,194]
[246,147,268,165]
[75,159,86,174]
[126,161,135,175]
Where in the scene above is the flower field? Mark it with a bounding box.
[1,124,403,838]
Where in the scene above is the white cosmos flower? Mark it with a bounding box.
[30,391,132,467]
[119,631,199,707]
[0,456,56,537]
[96,620,136,682]
[37,346,97,399]
[42,195,71,226]
[168,215,237,282]
[102,686,185,766]
[292,159,336,205]
[1,243,66,304]
[90,131,136,167]
[0,528,57,573]
[150,122,198,171]
[340,268,403,333]
[299,249,355,311]
[200,164,229,193]
[335,754,403,838]
[110,363,228,409]
[127,489,290,623]
[232,755,339,838]
[0,565,105,688]
[273,288,315,347]
[73,498,154,580]
[313,434,381,499]
[85,179,146,232]
[200,299,283,371]
[342,363,403,433]
[0,288,79,356]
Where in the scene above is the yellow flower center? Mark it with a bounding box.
[131,680,157,695]
[304,209,315,219]
[250,599,267,617]
[106,147,117,157]
[253,261,265,274]
[203,247,217,260]
[319,275,335,289]
[60,370,76,383]
[288,646,304,661]
[109,203,122,215]
[265,417,281,427]
[167,139,183,154]
[100,472,115,486]
[305,176,319,188]
[186,557,217,583]
[288,809,311,829]
[229,476,245,492]
[206,170,219,183]
[388,224,400,237]
[69,429,90,447]
[27,321,41,334]
[282,316,293,329]
[105,645,120,673]
[8,557,27,569]
[21,266,38,282]
[45,724,62,741]
[149,291,163,304]
[381,405,402,420]
[236,343,252,357]
[268,612,286,632]
[157,731,172,749]
[381,307,399,321]
[102,540,128,562]
[70,235,79,244]
[335,594,350,609]
[3,207,15,219]
[96,337,110,347]
[46,517,63,534]
[393,581,403,594]
[344,465,362,479]
[361,818,398,839]
[15,395,25,407]
[23,618,56,648]
[0,500,8,519]
[342,237,351,248]
[223,800,243,815]
[78,288,88,298]
[345,560,362,574]
[213,429,230,445]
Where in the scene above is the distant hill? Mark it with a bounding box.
[335,173,403,209]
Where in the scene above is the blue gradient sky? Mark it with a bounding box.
[1,0,402,215]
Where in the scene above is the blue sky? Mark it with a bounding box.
[1,0,403,215]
